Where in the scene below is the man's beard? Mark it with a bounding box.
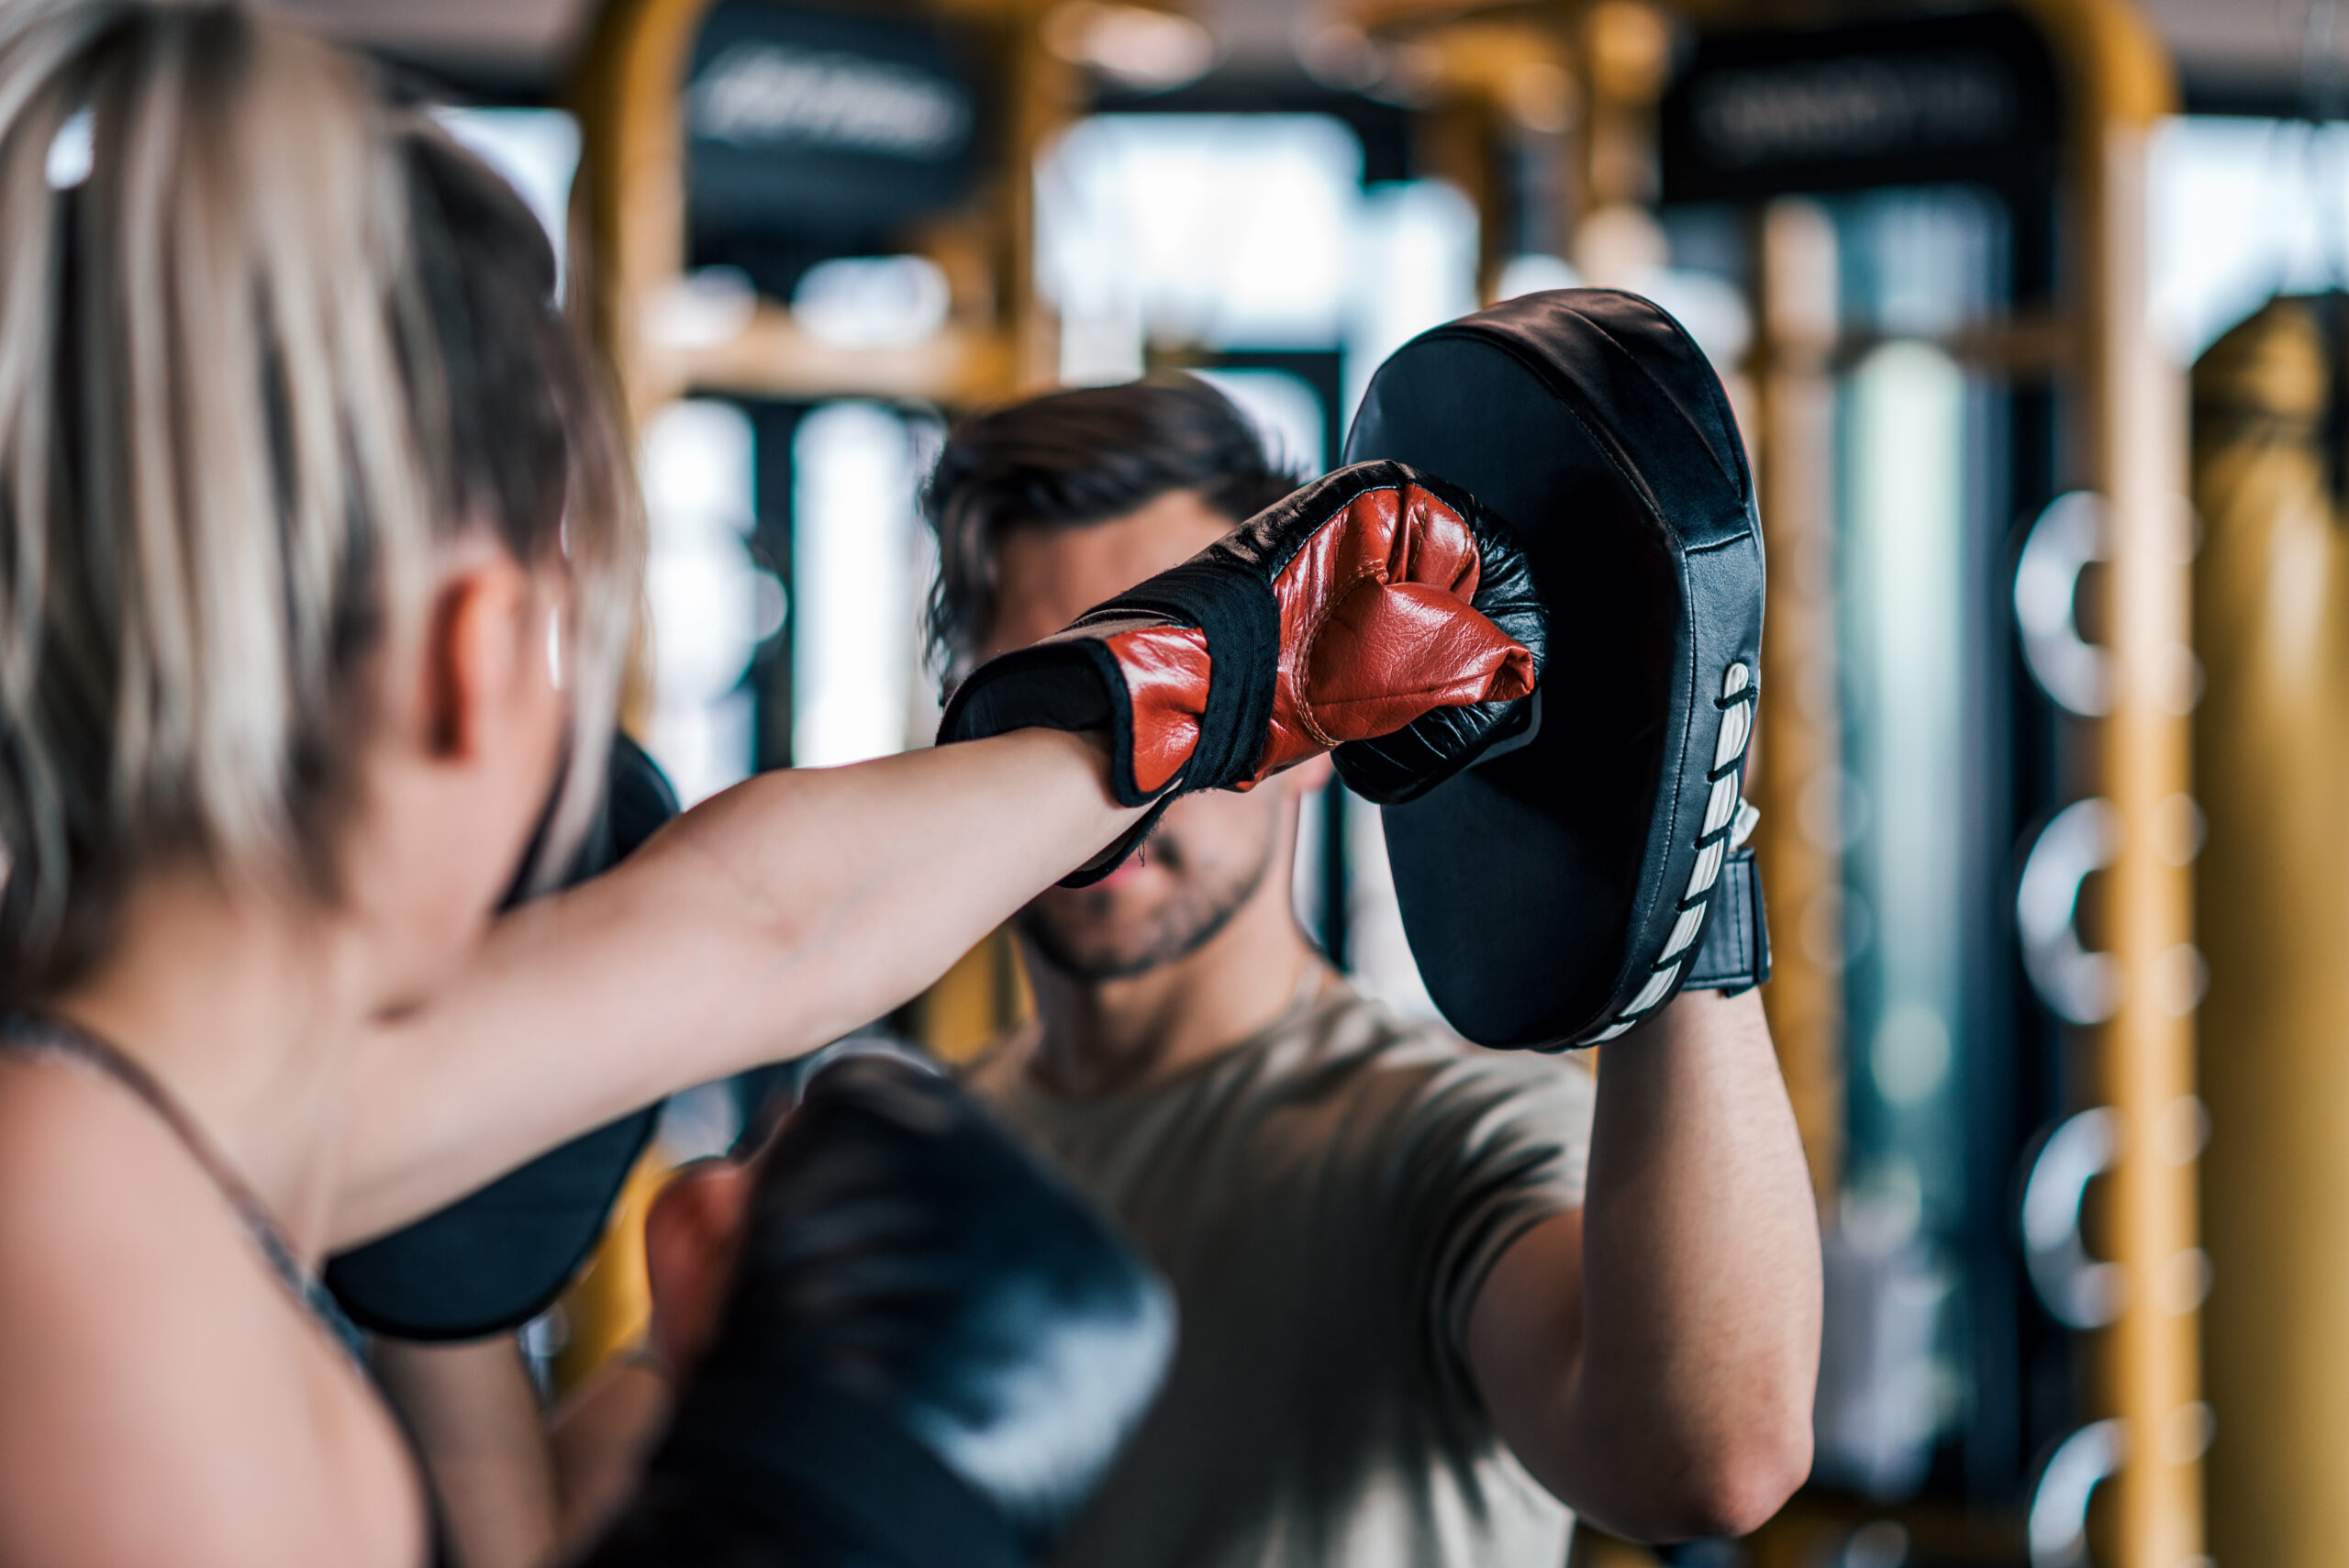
[1017,820,1277,982]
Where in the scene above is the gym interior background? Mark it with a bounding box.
[272,0,2349,1562]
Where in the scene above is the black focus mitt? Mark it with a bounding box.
[1345,288,1770,1049]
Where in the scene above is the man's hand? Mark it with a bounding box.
[1464,989,1820,1541]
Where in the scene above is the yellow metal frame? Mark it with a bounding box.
[566,0,1057,421]
[549,0,1072,1382]
[1742,3,2198,1558]
[1364,1,2199,1561]
[1744,193,1845,1207]
[2188,288,2349,1568]
[2015,4,2201,1563]
[1740,4,2199,1559]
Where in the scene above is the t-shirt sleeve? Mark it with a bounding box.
[1387,1039,1597,1416]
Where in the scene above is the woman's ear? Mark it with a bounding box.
[421,547,536,759]
[643,1158,755,1379]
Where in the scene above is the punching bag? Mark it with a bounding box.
[2193,293,2349,1566]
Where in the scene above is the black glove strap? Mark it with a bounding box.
[1684,848,1770,996]
[937,569,1278,809]
[939,640,1127,780]
[659,1380,1030,1568]
[1058,794,1175,888]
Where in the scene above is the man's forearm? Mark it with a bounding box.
[1575,989,1819,1530]
[1475,989,1820,1540]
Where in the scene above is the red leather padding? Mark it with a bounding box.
[1101,624,1211,795]
[1302,580,1535,746]
[1252,484,1531,778]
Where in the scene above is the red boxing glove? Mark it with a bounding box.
[938,461,1543,866]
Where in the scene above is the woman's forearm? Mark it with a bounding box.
[333,729,1138,1246]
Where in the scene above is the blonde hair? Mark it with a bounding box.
[0,2,643,1004]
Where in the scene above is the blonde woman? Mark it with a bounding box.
[0,6,1542,1564]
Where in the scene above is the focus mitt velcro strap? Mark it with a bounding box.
[1682,847,1770,998]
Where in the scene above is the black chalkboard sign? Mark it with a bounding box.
[1660,10,2061,203]
[686,0,985,248]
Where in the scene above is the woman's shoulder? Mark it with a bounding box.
[0,1049,264,1294]
[0,1048,232,1268]
[0,1057,426,1568]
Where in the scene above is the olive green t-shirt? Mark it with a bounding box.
[967,980,1597,1568]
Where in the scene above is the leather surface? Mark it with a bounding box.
[651,1058,1175,1567]
[1100,624,1210,796]
[1300,580,1531,743]
[1329,478,1549,805]
[1346,288,1765,1049]
[1254,477,1534,778]
[324,734,674,1340]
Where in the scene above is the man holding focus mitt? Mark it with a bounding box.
[646,293,1821,1568]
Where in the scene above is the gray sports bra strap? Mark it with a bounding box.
[0,1012,364,1362]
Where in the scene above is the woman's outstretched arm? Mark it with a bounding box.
[336,465,1543,1246]
[333,728,1134,1246]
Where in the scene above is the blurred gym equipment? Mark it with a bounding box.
[1348,2,2196,1562]
[2192,294,2349,1568]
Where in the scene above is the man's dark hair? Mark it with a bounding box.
[923,374,1302,681]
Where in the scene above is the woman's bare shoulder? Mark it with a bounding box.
[0,1058,426,1568]
[0,1051,266,1312]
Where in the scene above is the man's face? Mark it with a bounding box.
[979,489,1299,982]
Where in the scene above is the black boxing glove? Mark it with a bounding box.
[938,461,1544,877]
[575,1058,1174,1568]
